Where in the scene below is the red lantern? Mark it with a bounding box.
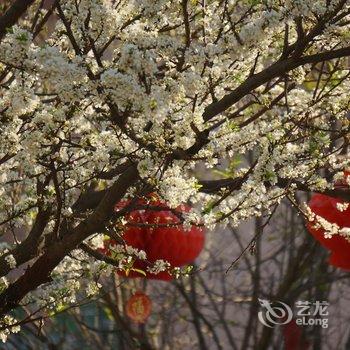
[102,196,205,281]
[283,319,310,350]
[125,291,152,323]
[335,170,350,188]
[329,251,350,269]
[307,171,350,269]
[145,204,205,267]
[307,193,350,252]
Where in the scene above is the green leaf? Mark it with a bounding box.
[193,181,203,190]
[16,33,28,42]
[203,201,214,214]
[227,121,240,131]
[149,99,157,110]
[212,155,241,179]
[130,267,147,276]
[264,170,276,182]
[103,306,114,320]
[184,265,194,274]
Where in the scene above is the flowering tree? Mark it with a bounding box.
[0,0,350,341]
[7,204,350,349]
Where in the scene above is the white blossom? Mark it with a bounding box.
[4,255,16,269]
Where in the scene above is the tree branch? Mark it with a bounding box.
[199,177,350,202]
[202,46,350,122]
[0,164,139,316]
[0,0,36,41]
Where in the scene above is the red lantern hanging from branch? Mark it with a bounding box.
[125,291,152,323]
[101,195,205,281]
[306,171,350,269]
[144,204,205,267]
